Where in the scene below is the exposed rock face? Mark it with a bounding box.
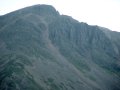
[0,4,120,90]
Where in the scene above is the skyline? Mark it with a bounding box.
[0,0,120,32]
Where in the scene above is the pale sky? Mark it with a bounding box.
[0,0,120,32]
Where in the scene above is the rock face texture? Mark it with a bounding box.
[0,4,120,90]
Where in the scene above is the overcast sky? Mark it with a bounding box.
[0,0,120,32]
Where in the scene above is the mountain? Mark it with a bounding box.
[0,4,120,90]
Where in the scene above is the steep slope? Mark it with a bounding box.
[0,4,120,90]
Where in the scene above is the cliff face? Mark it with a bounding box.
[0,4,120,90]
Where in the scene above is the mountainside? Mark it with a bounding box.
[0,4,120,90]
